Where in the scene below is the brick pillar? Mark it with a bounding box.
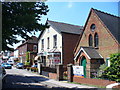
[67,64,73,82]
[56,64,63,81]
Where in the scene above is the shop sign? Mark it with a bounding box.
[73,66,84,76]
[49,53,60,65]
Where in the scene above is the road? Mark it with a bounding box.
[2,66,97,90]
[2,67,67,90]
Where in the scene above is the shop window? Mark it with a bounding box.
[94,33,99,48]
[47,37,50,49]
[89,34,93,47]
[90,24,96,32]
[53,35,57,48]
[41,39,44,50]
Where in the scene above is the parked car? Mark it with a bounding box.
[2,63,12,69]
[16,63,24,69]
[31,65,38,68]
[0,65,6,89]
[7,60,14,66]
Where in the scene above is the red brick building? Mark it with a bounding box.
[17,36,38,65]
[74,8,120,78]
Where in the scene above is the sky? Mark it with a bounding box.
[12,2,119,49]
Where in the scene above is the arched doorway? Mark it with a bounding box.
[81,56,86,78]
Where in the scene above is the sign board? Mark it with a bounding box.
[73,66,84,77]
[49,53,60,65]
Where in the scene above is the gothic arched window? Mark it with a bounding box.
[94,33,99,47]
[89,34,93,47]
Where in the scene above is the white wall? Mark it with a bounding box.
[14,49,18,58]
[38,26,63,63]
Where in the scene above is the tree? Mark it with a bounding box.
[102,53,120,82]
[25,51,30,66]
[2,2,49,51]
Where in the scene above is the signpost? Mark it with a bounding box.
[73,66,84,78]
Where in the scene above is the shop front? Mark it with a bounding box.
[48,52,61,68]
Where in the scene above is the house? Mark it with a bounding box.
[74,8,120,78]
[37,20,83,68]
[14,48,19,62]
[17,36,38,65]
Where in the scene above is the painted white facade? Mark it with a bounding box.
[14,49,18,58]
[38,26,63,65]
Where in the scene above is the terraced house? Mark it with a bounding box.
[17,36,38,65]
[74,8,120,78]
[37,20,83,68]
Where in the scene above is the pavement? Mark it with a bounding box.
[25,69,96,89]
[3,67,97,89]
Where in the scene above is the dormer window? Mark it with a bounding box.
[90,24,96,31]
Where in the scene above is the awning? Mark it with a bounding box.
[48,48,61,53]
[34,56,41,60]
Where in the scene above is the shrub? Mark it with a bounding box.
[25,62,30,66]
[30,67,38,72]
[26,67,31,71]
[101,53,120,82]
[97,64,107,78]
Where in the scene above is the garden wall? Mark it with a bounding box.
[49,73,57,80]
[73,76,116,87]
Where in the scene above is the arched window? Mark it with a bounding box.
[89,34,93,47]
[94,33,99,47]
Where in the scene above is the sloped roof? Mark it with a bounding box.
[26,36,38,44]
[17,36,38,48]
[48,20,83,34]
[74,47,103,60]
[93,8,120,44]
[82,47,103,59]
[38,20,83,40]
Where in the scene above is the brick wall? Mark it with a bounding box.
[27,43,38,52]
[62,33,80,66]
[49,73,57,80]
[75,9,119,61]
[73,76,116,87]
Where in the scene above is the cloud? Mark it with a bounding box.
[68,2,73,8]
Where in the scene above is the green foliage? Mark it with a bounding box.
[101,53,120,82]
[26,67,31,71]
[97,64,107,78]
[25,61,30,66]
[26,52,30,62]
[2,2,49,51]
[31,67,38,72]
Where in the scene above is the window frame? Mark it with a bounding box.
[47,37,50,49]
[88,34,93,47]
[90,24,96,32]
[53,35,57,48]
[33,45,37,51]
[41,39,44,50]
[94,33,99,48]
